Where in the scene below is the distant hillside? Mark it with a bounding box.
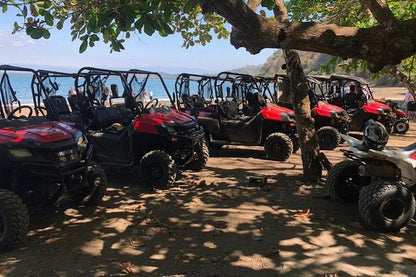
[228,64,263,75]
[259,50,332,76]
[256,50,399,86]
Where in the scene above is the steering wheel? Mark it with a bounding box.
[181,94,194,108]
[144,98,159,110]
[7,105,33,119]
[92,99,101,107]
[35,106,48,117]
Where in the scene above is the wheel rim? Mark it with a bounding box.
[320,133,333,145]
[149,163,164,179]
[381,198,405,221]
[396,122,407,132]
[271,142,283,155]
[343,177,359,196]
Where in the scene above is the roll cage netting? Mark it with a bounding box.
[174,73,216,104]
[214,72,261,103]
[75,67,130,108]
[0,65,58,119]
[126,69,175,108]
[0,70,20,118]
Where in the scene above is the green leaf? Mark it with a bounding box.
[57,18,64,30]
[260,10,266,17]
[44,12,53,26]
[22,5,27,17]
[43,29,50,39]
[143,17,155,35]
[79,39,88,53]
[261,0,274,10]
[28,27,44,39]
[1,4,8,13]
[184,0,197,13]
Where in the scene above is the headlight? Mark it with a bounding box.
[10,149,33,158]
[330,111,341,119]
[160,122,177,134]
[378,108,386,115]
[166,126,176,134]
[77,135,87,149]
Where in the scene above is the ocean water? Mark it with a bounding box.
[2,72,187,104]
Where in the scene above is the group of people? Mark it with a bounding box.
[101,83,120,105]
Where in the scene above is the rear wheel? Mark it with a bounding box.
[393,119,409,134]
[327,160,370,202]
[0,189,29,252]
[139,150,176,189]
[186,141,209,171]
[317,126,341,150]
[76,163,107,205]
[264,133,293,161]
[358,180,415,232]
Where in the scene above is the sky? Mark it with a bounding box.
[0,9,276,74]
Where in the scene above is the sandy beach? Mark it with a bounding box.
[1,87,415,277]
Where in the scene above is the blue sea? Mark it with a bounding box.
[2,72,195,104]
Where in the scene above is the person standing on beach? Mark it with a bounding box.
[142,89,147,103]
[149,90,153,101]
[403,90,415,119]
[102,83,111,106]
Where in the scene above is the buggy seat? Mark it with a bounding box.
[89,106,133,130]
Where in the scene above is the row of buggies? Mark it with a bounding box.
[0,65,411,252]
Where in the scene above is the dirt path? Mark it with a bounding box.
[1,124,416,276]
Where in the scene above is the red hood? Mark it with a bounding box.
[313,102,345,117]
[362,100,392,114]
[261,104,295,121]
[134,109,195,135]
[0,121,76,144]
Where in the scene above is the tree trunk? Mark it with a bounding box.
[387,64,416,94]
[284,50,322,183]
[273,0,322,183]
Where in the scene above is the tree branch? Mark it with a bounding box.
[199,0,416,72]
[359,0,399,29]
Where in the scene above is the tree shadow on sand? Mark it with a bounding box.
[1,160,416,276]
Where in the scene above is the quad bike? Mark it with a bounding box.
[326,120,415,232]
[261,75,351,150]
[0,65,107,251]
[314,75,397,134]
[384,100,409,134]
[175,72,298,161]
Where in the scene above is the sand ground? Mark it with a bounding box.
[1,87,415,277]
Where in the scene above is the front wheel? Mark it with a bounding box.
[317,126,341,150]
[0,189,29,252]
[139,150,176,189]
[393,118,409,134]
[186,141,209,171]
[358,180,415,232]
[75,163,107,205]
[264,133,293,161]
[326,160,371,203]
